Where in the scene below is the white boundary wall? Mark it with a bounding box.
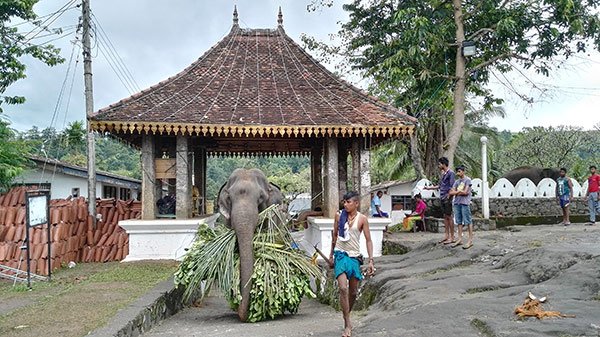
[420,177,589,199]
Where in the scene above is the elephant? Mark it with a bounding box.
[217,168,284,321]
[501,166,560,186]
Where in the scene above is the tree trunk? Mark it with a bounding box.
[422,117,446,180]
[445,0,467,170]
[409,132,424,180]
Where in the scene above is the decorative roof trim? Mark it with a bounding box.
[90,121,414,138]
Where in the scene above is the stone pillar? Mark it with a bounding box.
[351,138,362,210]
[193,147,207,214]
[323,138,339,218]
[310,145,323,210]
[359,146,371,215]
[176,135,192,219]
[338,139,349,196]
[481,136,490,219]
[141,134,157,220]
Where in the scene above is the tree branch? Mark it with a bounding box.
[468,53,529,73]
[467,27,495,41]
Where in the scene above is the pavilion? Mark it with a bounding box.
[89,7,416,221]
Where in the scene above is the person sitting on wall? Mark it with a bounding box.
[371,191,388,217]
[401,194,427,231]
[294,206,324,230]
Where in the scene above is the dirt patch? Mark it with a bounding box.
[0,261,177,337]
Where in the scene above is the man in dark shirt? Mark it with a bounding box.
[424,157,456,244]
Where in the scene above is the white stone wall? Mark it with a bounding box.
[418,177,589,199]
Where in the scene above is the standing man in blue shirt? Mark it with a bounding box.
[449,165,473,249]
[556,167,573,226]
[424,157,456,244]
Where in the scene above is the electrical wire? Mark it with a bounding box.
[9,1,79,28]
[23,0,79,43]
[38,36,81,186]
[96,39,136,94]
[91,13,141,92]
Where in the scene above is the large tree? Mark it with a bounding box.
[1,0,64,111]
[306,0,600,175]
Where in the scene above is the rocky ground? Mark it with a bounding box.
[144,223,600,337]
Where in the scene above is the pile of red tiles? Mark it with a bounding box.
[0,186,141,276]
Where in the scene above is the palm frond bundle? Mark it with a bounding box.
[174,205,322,322]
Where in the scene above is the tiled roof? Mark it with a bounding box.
[90,20,416,138]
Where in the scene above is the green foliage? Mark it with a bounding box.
[95,135,141,179]
[267,166,310,198]
[17,125,142,180]
[0,0,64,112]
[496,126,598,180]
[0,117,31,192]
[175,206,322,322]
[370,140,415,184]
[174,224,238,302]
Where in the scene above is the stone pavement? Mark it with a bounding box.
[359,223,600,337]
[143,295,343,337]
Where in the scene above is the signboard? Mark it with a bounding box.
[27,194,48,227]
[25,190,51,287]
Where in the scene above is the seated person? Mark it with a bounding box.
[371,191,389,217]
[402,194,427,231]
[294,206,324,229]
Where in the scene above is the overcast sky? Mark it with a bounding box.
[4,0,599,133]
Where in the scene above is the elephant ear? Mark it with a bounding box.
[268,183,284,206]
[218,183,232,225]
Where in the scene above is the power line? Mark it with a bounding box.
[38,36,82,186]
[26,26,79,47]
[23,0,79,42]
[91,13,141,92]
[9,2,79,28]
[96,41,135,94]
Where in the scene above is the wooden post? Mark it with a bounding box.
[82,0,96,224]
[141,134,157,219]
[323,138,339,218]
[176,135,192,219]
[311,145,323,210]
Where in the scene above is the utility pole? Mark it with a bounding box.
[82,0,97,225]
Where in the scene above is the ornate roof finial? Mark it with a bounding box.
[277,6,283,26]
[233,5,239,26]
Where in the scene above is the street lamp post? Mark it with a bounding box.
[480,136,489,219]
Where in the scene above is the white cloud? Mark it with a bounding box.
[4,0,599,134]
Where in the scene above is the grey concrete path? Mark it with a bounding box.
[143,295,344,337]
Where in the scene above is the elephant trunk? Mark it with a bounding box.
[232,201,258,322]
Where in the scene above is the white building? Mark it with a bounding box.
[14,157,141,200]
[371,180,417,214]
